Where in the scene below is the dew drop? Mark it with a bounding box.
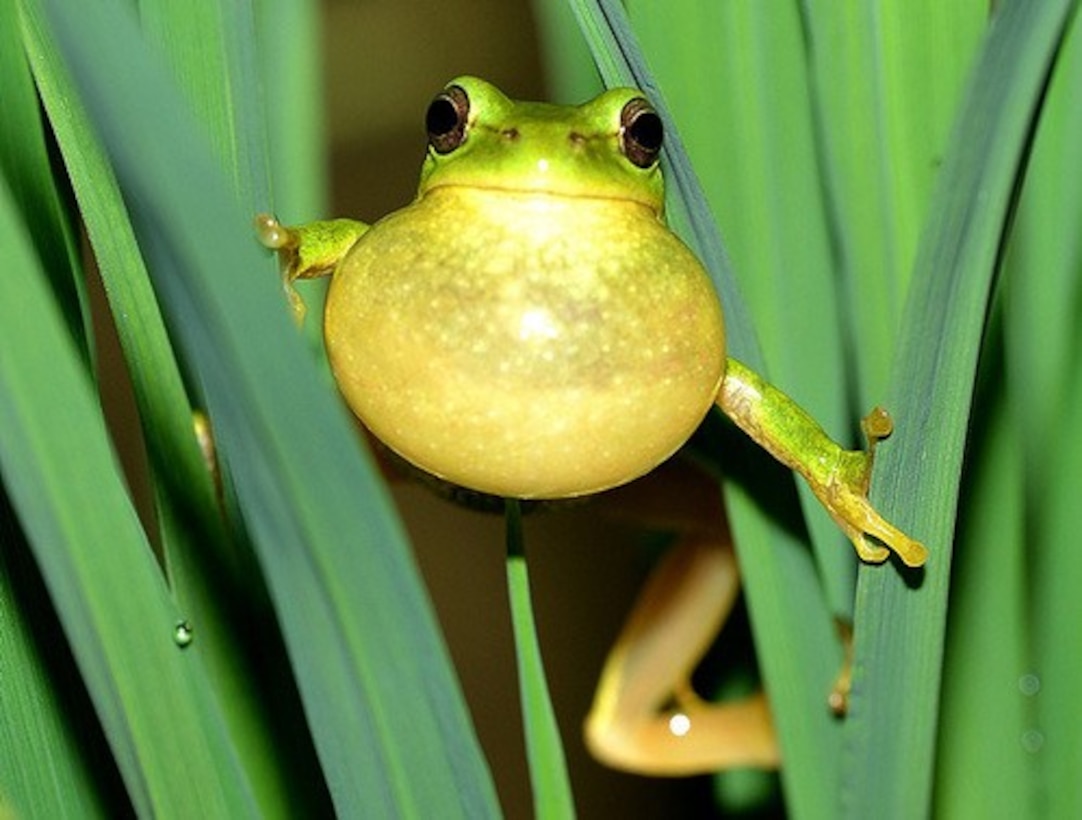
[173,620,194,649]
[1021,729,1044,754]
[1018,673,1041,697]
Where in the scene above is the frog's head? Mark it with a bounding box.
[417,76,666,216]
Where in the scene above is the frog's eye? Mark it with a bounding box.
[620,98,663,169]
[426,85,470,154]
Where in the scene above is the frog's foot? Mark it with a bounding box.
[587,683,777,776]
[254,214,369,324]
[815,408,928,568]
[254,214,309,322]
[827,618,853,717]
[861,405,894,451]
[717,361,927,568]
[253,212,295,253]
[193,409,217,480]
[584,533,779,775]
[192,410,225,512]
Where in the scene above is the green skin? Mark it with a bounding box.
[256,76,927,774]
[257,76,925,568]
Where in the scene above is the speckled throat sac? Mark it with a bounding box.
[323,186,725,500]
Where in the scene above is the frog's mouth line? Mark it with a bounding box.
[423,181,664,219]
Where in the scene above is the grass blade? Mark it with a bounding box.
[565,3,845,816]
[0,0,88,356]
[34,0,501,813]
[1012,15,1082,815]
[138,0,271,209]
[255,0,328,221]
[19,5,314,809]
[846,1,1078,815]
[506,503,575,819]
[0,174,258,817]
[0,490,114,816]
[933,328,1032,817]
[18,0,220,544]
[801,0,986,405]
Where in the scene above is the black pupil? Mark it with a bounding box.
[426,96,460,137]
[628,111,663,153]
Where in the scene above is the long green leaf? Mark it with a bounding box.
[1010,15,1082,816]
[18,0,220,552]
[0,173,257,817]
[255,0,327,222]
[801,0,986,406]
[0,490,113,816]
[566,4,856,817]
[933,324,1032,817]
[631,0,856,622]
[846,2,1078,816]
[0,0,89,359]
[138,0,271,210]
[505,503,575,819]
[18,4,310,810]
[35,0,501,813]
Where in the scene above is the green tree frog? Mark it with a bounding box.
[256,76,927,776]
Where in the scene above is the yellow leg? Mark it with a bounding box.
[585,467,780,775]
[584,533,779,774]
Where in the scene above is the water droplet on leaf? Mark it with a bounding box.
[1018,673,1040,697]
[1021,729,1044,754]
[173,620,194,648]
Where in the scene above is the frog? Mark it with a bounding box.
[255,76,928,776]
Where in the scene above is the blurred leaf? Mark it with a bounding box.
[138,0,271,209]
[933,322,1032,817]
[34,0,501,814]
[1013,13,1082,815]
[0,172,258,817]
[0,486,114,816]
[530,0,601,103]
[802,0,986,404]
[254,0,328,221]
[0,0,89,357]
[20,3,315,810]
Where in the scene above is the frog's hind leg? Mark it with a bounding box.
[584,465,779,775]
[584,531,778,774]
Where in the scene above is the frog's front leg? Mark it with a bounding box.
[255,214,368,321]
[585,466,779,775]
[717,358,928,568]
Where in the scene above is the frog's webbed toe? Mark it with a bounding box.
[818,408,927,569]
[254,214,308,321]
[717,361,928,569]
[254,215,370,324]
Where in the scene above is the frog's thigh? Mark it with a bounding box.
[584,527,779,775]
